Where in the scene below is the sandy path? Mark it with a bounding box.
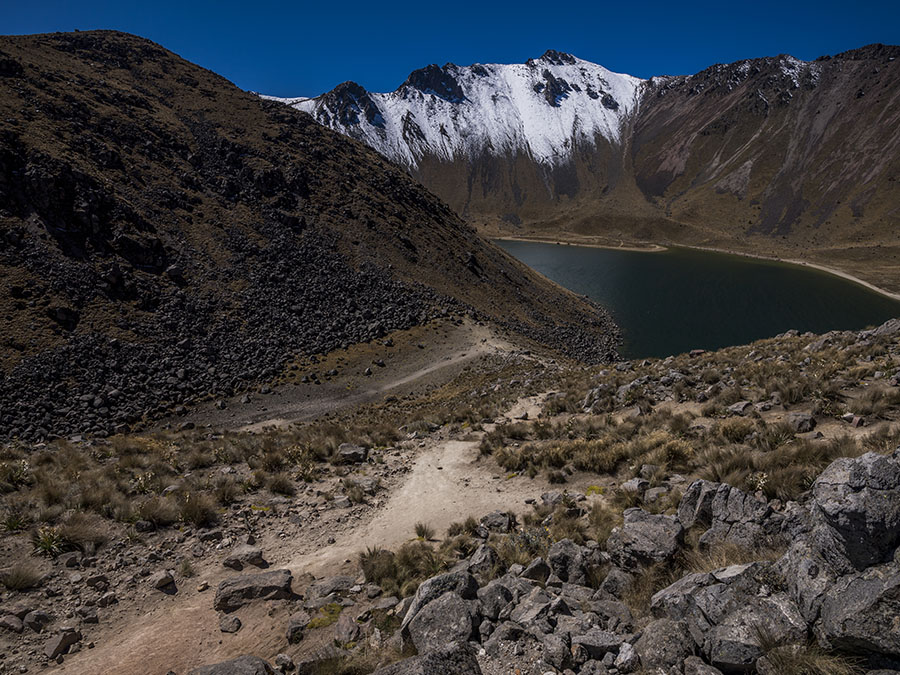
[52,395,561,674]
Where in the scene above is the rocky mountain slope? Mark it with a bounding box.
[283,46,900,285]
[3,317,900,674]
[0,31,618,441]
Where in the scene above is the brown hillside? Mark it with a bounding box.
[0,31,617,440]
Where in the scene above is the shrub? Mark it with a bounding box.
[139,496,180,527]
[180,492,218,527]
[31,526,65,556]
[1,562,43,591]
[413,522,434,541]
[268,472,296,496]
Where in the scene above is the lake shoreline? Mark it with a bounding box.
[493,234,900,303]
[675,244,900,303]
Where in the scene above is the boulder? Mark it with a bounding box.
[520,557,551,583]
[480,511,513,533]
[683,656,725,675]
[465,544,499,582]
[44,627,81,659]
[0,615,23,633]
[219,615,242,633]
[697,483,783,550]
[571,629,624,659]
[149,569,176,591]
[651,562,806,671]
[406,591,477,653]
[285,610,309,643]
[677,480,720,529]
[334,611,361,644]
[223,545,267,570]
[811,451,900,570]
[785,412,816,433]
[547,538,590,584]
[816,561,900,660]
[634,618,696,670]
[214,569,293,613]
[606,509,683,569]
[371,640,481,674]
[477,581,513,621]
[336,443,367,463]
[704,595,806,672]
[399,570,477,632]
[188,655,276,675]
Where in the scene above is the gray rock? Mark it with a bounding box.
[817,561,900,660]
[466,544,499,582]
[285,610,309,643]
[811,451,900,570]
[480,511,513,533]
[698,483,783,550]
[634,618,695,670]
[336,443,368,463]
[683,656,724,675]
[23,609,52,632]
[406,592,476,653]
[705,594,806,671]
[727,401,752,416]
[547,538,590,584]
[606,508,683,569]
[44,627,81,659]
[76,606,98,624]
[307,575,356,600]
[620,477,649,494]
[613,642,640,673]
[219,614,242,633]
[223,545,267,571]
[540,632,571,670]
[599,567,634,599]
[334,611,361,644]
[399,570,477,632]
[371,640,481,674]
[785,412,816,433]
[521,557,551,583]
[0,614,23,633]
[677,480,720,529]
[477,581,513,621]
[188,655,276,675]
[273,653,294,673]
[213,569,293,613]
[571,629,624,659]
[509,586,554,625]
[149,570,176,591]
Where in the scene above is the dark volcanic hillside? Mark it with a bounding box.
[0,31,617,441]
[633,44,900,250]
[292,45,900,290]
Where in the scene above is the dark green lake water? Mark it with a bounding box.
[496,240,900,359]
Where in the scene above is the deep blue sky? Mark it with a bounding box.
[3,1,898,97]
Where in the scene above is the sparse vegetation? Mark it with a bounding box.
[1,562,43,591]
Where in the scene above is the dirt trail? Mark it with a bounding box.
[174,318,521,434]
[54,392,585,675]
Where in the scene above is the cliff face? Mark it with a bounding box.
[0,31,617,440]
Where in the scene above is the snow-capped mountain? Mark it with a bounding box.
[267,45,900,254]
[266,50,643,168]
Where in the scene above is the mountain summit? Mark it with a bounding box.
[267,50,643,167]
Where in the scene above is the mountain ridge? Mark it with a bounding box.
[279,44,900,292]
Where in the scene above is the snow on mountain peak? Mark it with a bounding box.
[286,52,644,167]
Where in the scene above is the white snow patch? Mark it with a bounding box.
[286,54,644,167]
